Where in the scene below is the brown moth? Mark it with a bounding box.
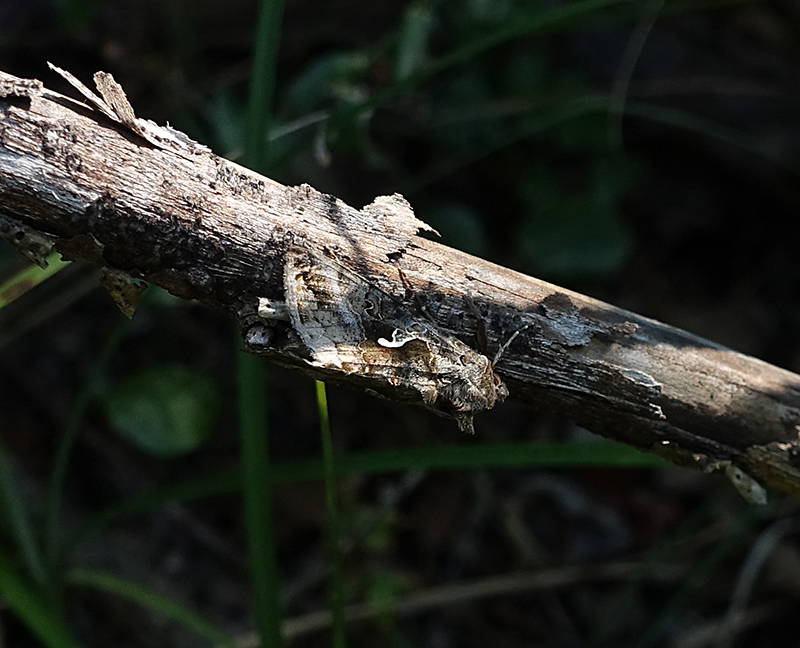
[281,250,507,433]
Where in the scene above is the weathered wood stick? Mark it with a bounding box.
[2,67,800,499]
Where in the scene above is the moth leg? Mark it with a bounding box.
[397,266,439,322]
[455,413,476,435]
[464,295,489,356]
[493,323,533,367]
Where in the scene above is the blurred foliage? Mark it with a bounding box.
[1,0,795,646]
[103,364,220,456]
[177,0,643,282]
[0,253,69,310]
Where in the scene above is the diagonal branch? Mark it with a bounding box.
[2,67,800,499]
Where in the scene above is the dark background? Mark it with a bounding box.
[3,1,800,646]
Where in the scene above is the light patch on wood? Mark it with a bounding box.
[257,296,289,321]
[378,328,420,348]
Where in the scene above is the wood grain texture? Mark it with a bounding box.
[3,68,800,497]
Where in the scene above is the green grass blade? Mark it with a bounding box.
[407,98,607,194]
[606,0,666,152]
[44,318,128,570]
[0,550,84,648]
[316,381,346,648]
[413,91,800,193]
[0,436,47,585]
[553,0,770,31]
[238,351,283,648]
[64,440,663,556]
[656,0,771,16]
[61,469,241,559]
[241,1,286,644]
[65,568,238,648]
[335,0,767,129]
[633,507,759,648]
[427,0,624,78]
[588,489,741,646]
[330,440,665,473]
[394,3,433,82]
[361,0,625,111]
[0,252,69,310]
[246,0,285,172]
[624,100,800,176]
[381,0,767,110]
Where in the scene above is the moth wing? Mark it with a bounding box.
[284,251,368,369]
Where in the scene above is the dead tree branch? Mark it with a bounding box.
[2,67,800,499]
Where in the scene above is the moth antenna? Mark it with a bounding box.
[493,323,533,367]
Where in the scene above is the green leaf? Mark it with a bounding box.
[517,157,634,281]
[104,364,219,456]
[0,252,70,310]
[207,91,247,157]
[285,52,370,114]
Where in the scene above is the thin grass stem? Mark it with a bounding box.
[0,550,83,648]
[238,351,283,648]
[316,381,346,648]
[66,568,238,648]
[0,436,47,584]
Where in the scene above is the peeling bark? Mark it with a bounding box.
[3,67,800,498]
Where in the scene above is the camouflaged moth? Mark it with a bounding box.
[273,250,507,432]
